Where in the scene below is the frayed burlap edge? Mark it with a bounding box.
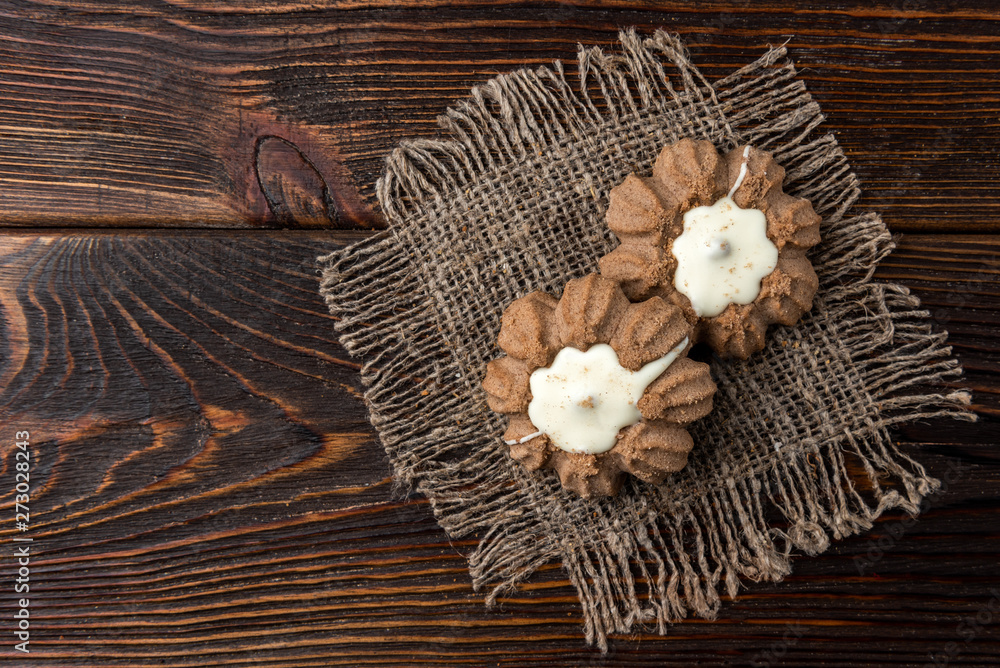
[318,30,974,650]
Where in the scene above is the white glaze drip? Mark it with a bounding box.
[525,338,688,455]
[504,430,543,446]
[727,145,751,199]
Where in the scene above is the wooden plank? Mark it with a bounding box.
[0,1,997,231]
[0,229,997,664]
[0,231,382,550]
[876,234,1000,424]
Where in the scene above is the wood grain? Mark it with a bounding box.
[0,1,997,231]
[0,1,997,665]
[0,230,996,666]
[0,232,380,549]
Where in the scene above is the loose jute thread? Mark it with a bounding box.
[319,30,973,649]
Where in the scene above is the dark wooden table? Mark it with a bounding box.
[1,2,998,666]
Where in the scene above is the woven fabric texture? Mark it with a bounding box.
[318,30,973,648]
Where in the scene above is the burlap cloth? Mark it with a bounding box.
[318,30,973,648]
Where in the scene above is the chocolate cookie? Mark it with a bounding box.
[483,274,716,498]
[599,138,822,358]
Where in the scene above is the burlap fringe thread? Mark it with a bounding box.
[319,30,974,649]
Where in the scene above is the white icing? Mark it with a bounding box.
[526,338,688,455]
[672,196,778,318]
[504,431,542,446]
[727,145,751,199]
